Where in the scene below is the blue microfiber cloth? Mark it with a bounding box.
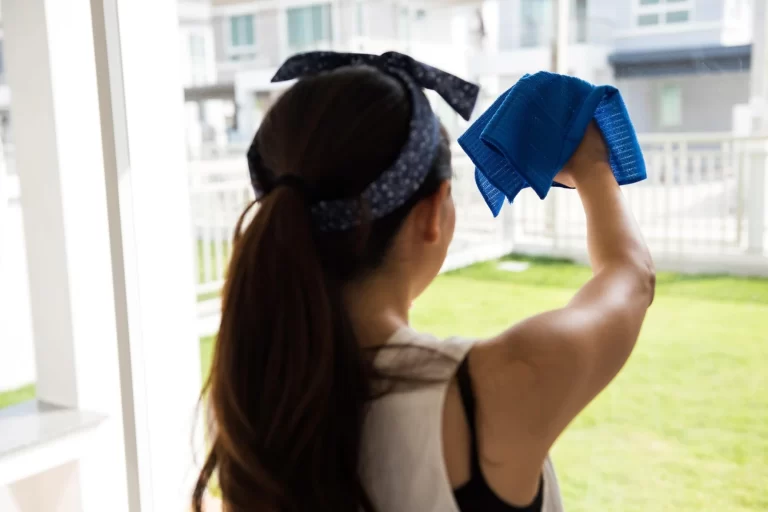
[458,71,647,216]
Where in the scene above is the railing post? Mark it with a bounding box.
[502,199,516,251]
[748,142,767,255]
[747,0,768,256]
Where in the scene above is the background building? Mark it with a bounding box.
[610,0,753,133]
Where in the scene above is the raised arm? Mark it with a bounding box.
[465,123,655,506]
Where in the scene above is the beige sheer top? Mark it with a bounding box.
[360,327,565,512]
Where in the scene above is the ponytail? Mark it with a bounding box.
[193,64,456,512]
[193,186,376,511]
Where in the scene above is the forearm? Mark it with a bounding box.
[575,163,652,277]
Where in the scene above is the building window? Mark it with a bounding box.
[665,10,689,23]
[355,1,365,36]
[659,84,682,127]
[230,15,255,47]
[574,0,587,43]
[638,13,660,26]
[636,0,692,28]
[190,34,205,59]
[520,0,551,48]
[0,41,4,84]
[287,4,333,53]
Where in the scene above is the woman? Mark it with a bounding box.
[193,52,655,512]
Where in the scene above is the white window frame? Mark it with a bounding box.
[633,0,694,29]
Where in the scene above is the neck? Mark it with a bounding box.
[343,268,412,348]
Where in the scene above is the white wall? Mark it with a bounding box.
[617,71,750,133]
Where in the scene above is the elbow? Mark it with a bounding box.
[637,259,656,307]
[612,255,655,307]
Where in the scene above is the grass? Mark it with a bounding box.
[0,384,35,409]
[417,256,768,512]
[3,255,766,511]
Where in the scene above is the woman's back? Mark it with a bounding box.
[362,327,565,512]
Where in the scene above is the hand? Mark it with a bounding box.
[555,122,610,188]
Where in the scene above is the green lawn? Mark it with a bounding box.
[4,256,767,511]
[0,384,35,409]
[416,257,768,512]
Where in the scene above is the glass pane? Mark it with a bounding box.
[666,10,690,23]
[521,0,549,47]
[356,2,364,36]
[244,15,254,45]
[0,35,37,410]
[287,8,306,48]
[230,16,240,46]
[574,0,587,43]
[324,5,333,41]
[639,0,661,4]
[312,5,324,42]
[637,13,660,26]
[659,84,682,126]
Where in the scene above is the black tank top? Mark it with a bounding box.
[453,358,544,512]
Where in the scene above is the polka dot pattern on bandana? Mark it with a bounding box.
[249,51,480,232]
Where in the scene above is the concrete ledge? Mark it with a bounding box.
[0,401,105,485]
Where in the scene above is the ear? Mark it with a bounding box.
[415,181,451,244]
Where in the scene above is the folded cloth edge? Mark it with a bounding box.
[459,75,644,214]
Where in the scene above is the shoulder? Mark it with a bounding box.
[373,326,476,382]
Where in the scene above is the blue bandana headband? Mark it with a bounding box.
[248,51,480,232]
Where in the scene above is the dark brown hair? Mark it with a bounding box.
[193,67,452,512]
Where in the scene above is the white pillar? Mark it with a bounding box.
[555,0,570,74]
[748,0,768,255]
[90,0,203,510]
[4,0,129,510]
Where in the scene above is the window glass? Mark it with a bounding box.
[230,15,255,47]
[288,4,333,53]
[637,0,691,27]
[521,0,550,48]
[659,84,682,127]
[637,13,659,26]
[0,31,37,411]
[666,10,690,23]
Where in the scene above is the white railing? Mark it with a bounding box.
[2,132,767,379]
[188,134,768,304]
[509,133,768,274]
[188,159,254,297]
[187,147,515,302]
